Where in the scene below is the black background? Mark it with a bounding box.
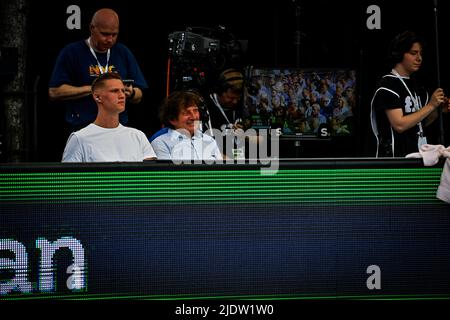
[17,0,450,160]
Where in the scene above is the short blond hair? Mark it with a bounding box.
[91,72,122,91]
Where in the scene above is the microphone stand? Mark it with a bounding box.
[433,0,445,145]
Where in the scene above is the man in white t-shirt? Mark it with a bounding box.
[62,72,156,162]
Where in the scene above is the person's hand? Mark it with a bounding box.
[430,88,446,109]
[442,96,450,113]
[124,84,135,100]
[233,123,244,130]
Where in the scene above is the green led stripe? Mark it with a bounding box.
[0,168,443,204]
[0,172,439,182]
[1,292,448,301]
[1,171,439,178]
[0,189,438,196]
[0,188,438,196]
[2,181,437,187]
[0,184,440,192]
[0,167,441,177]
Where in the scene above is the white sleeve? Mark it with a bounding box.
[62,133,84,162]
[150,137,172,160]
[214,141,223,161]
[135,129,156,161]
[137,131,157,160]
[142,139,157,160]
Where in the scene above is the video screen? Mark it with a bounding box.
[244,68,357,137]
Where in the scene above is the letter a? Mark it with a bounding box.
[366,264,381,290]
[66,5,81,30]
[366,5,381,30]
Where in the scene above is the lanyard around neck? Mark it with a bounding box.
[87,37,110,74]
[391,69,424,134]
[210,93,232,125]
[391,69,420,109]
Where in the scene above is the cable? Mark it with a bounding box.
[166,57,171,97]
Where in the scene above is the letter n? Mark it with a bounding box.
[36,237,86,292]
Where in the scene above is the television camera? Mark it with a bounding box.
[167,26,246,92]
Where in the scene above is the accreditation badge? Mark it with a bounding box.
[418,135,428,149]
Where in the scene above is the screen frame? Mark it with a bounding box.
[243,67,358,141]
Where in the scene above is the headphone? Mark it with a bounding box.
[215,68,245,95]
[95,96,101,102]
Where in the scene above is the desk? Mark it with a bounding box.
[1,159,449,300]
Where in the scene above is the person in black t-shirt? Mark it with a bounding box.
[203,69,246,159]
[370,31,449,157]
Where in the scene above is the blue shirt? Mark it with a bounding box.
[150,128,223,162]
[49,40,148,126]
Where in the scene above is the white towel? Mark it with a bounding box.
[406,144,450,203]
[405,144,450,166]
[437,159,450,203]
